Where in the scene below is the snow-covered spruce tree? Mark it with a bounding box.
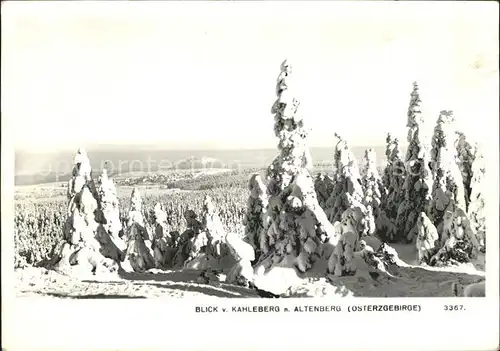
[327,207,393,278]
[467,145,486,250]
[455,131,477,211]
[242,172,270,263]
[415,212,439,265]
[394,82,433,243]
[200,195,226,258]
[170,209,203,267]
[428,207,479,266]
[50,148,122,276]
[429,110,467,233]
[314,172,335,210]
[254,60,338,275]
[151,203,176,269]
[122,188,155,272]
[251,61,399,293]
[382,133,395,190]
[382,136,405,220]
[379,136,405,241]
[97,166,127,254]
[185,195,241,271]
[325,134,366,225]
[361,148,386,236]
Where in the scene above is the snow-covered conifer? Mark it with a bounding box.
[382,136,405,220]
[122,188,155,272]
[467,145,486,250]
[325,135,366,225]
[183,197,239,271]
[429,110,466,232]
[394,82,433,243]
[201,195,226,258]
[97,166,126,253]
[242,172,269,262]
[314,173,334,210]
[361,148,386,236]
[429,207,479,266]
[172,209,203,267]
[455,131,477,210]
[151,203,175,268]
[382,133,395,191]
[326,207,392,277]
[254,60,337,274]
[379,136,405,241]
[415,212,439,264]
[50,148,123,276]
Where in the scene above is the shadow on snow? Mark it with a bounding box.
[33,292,147,299]
[79,269,260,298]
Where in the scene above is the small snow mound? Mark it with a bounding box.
[253,256,303,295]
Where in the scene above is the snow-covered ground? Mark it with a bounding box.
[14,244,485,299]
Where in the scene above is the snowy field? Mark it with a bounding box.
[15,244,485,299]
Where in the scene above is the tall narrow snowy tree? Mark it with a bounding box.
[254,60,338,274]
[467,145,486,251]
[382,133,395,191]
[361,148,385,236]
[455,131,477,211]
[429,111,467,233]
[415,212,439,265]
[314,173,335,210]
[201,195,226,258]
[325,134,366,225]
[382,136,405,218]
[97,166,127,255]
[250,61,401,291]
[122,188,155,272]
[243,172,270,262]
[151,203,175,268]
[394,82,433,243]
[380,135,405,241]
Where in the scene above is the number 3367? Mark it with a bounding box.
[444,305,464,311]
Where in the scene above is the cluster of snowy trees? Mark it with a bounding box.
[244,65,486,275]
[48,60,486,285]
[312,82,486,267]
[49,149,254,283]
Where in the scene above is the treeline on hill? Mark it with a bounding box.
[116,168,260,191]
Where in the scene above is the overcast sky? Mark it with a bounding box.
[3,1,498,152]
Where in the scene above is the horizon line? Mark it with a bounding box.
[15,142,405,154]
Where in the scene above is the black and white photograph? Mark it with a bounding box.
[2,1,499,350]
